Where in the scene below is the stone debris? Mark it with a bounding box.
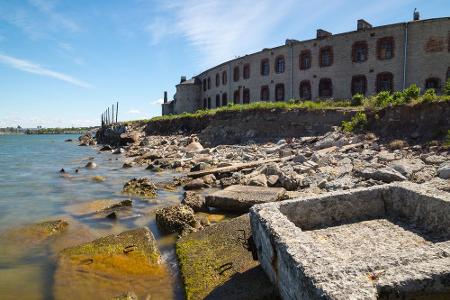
[155,204,201,235]
[122,178,157,198]
[181,191,208,212]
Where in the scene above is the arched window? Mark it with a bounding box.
[233,90,240,104]
[222,93,228,106]
[243,88,250,104]
[202,79,207,91]
[351,75,367,95]
[299,80,311,100]
[215,94,221,107]
[275,84,285,101]
[320,46,333,67]
[376,72,394,93]
[319,78,333,98]
[377,37,395,60]
[352,41,368,63]
[261,59,269,76]
[425,78,441,92]
[222,71,227,85]
[243,64,250,79]
[215,73,220,87]
[207,97,211,109]
[260,85,269,101]
[233,66,240,82]
[299,50,311,70]
[275,56,285,73]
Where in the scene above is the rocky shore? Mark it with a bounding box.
[74,119,449,299]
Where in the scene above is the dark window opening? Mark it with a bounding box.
[207,97,211,109]
[261,59,270,76]
[275,56,285,73]
[352,41,368,63]
[202,79,207,91]
[376,72,394,93]
[447,67,450,80]
[222,93,228,106]
[351,75,367,95]
[233,66,240,82]
[215,94,221,107]
[222,71,227,85]
[425,77,441,92]
[319,78,333,98]
[260,85,269,101]
[377,37,395,60]
[243,88,250,104]
[275,83,285,101]
[215,74,220,87]
[299,80,311,100]
[320,46,333,67]
[300,50,311,70]
[207,77,211,89]
[233,90,240,104]
[203,98,207,109]
[243,64,250,79]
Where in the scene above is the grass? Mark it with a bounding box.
[342,111,368,133]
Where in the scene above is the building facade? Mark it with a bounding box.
[162,17,450,115]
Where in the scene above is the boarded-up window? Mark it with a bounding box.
[222,71,227,85]
[203,79,207,91]
[215,74,220,87]
[243,88,250,104]
[207,77,211,89]
[275,56,285,73]
[261,59,270,76]
[377,37,395,60]
[275,84,285,101]
[376,72,394,92]
[222,93,228,106]
[299,50,311,70]
[233,90,240,104]
[425,77,441,92]
[320,46,333,67]
[260,85,269,101]
[299,80,311,100]
[215,94,221,107]
[233,66,239,82]
[352,41,368,63]
[319,78,333,98]
[243,64,250,79]
[351,75,367,95]
[207,97,211,109]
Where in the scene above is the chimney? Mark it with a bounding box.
[413,8,420,21]
[357,19,372,30]
[164,91,168,104]
[180,76,186,83]
[316,29,332,39]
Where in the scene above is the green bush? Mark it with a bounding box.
[374,91,394,108]
[392,91,406,105]
[351,93,364,106]
[421,88,437,103]
[403,84,420,101]
[342,112,368,133]
[445,130,450,147]
[445,79,450,96]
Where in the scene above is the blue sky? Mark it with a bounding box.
[0,0,448,128]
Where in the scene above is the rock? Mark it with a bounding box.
[184,178,207,190]
[410,166,437,183]
[122,162,133,168]
[146,164,162,172]
[378,151,397,162]
[119,131,140,145]
[202,174,216,185]
[79,132,94,146]
[85,162,97,169]
[155,205,200,235]
[356,167,407,183]
[205,185,286,212]
[185,139,204,152]
[278,148,293,158]
[64,139,73,142]
[122,178,157,198]
[324,175,357,191]
[279,172,301,191]
[113,148,125,154]
[437,163,450,179]
[248,174,268,187]
[142,150,163,160]
[390,158,425,177]
[92,175,105,182]
[292,154,307,163]
[181,191,208,212]
[54,228,171,299]
[64,199,132,217]
[313,131,342,150]
[259,162,282,176]
[267,175,280,187]
[423,155,447,165]
[176,214,277,300]
[99,145,113,151]
[190,162,209,172]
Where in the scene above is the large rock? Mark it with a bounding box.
[122,178,157,198]
[176,214,277,300]
[181,191,208,212]
[53,228,172,299]
[390,158,425,177]
[356,167,407,183]
[205,185,286,212]
[64,199,132,219]
[155,205,201,235]
[437,162,450,179]
[119,131,140,145]
[185,137,204,153]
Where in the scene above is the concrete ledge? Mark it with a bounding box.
[250,182,450,299]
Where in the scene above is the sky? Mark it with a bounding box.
[0,0,449,128]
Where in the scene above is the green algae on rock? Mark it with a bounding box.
[155,204,201,235]
[53,227,173,300]
[122,177,157,198]
[176,214,278,300]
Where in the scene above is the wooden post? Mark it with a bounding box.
[112,105,114,124]
[116,102,119,123]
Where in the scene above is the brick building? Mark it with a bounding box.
[162,16,450,115]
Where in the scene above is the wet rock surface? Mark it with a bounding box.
[155,205,201,235]
[122,178,157,198]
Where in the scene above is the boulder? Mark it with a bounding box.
[356,167,407,183]
[185,139,204,153]
[202,174,216,185]
[122,162,133,168]
[437,163,450,179]
[390,158,425,177]
[78,133,94,146]
[53,228,172,299]
[99,145,113,151]
[176,214,277,300]
[113,148,125,154]
[423,155,447,165]
[85,161,97,169]
[248,174,268,187]
[122,178,157,198]
[184,178,208,190]
[205,185,286,212]
[267,175,280,187]
[155,205,201,235]
[181,191,208,212]
[119,131,140,145]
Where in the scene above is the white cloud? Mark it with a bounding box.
[0,114,98,128]
[0,53,92,88]
[151,98,164,105]
[126,109,141,114]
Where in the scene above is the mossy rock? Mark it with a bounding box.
[53,227,173,299]
[176,214,278,300]
[122,178,157,198]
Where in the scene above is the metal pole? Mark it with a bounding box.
[116,102,118,123]
[112,105,114,124]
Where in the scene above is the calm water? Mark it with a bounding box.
[0,134,184,299]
